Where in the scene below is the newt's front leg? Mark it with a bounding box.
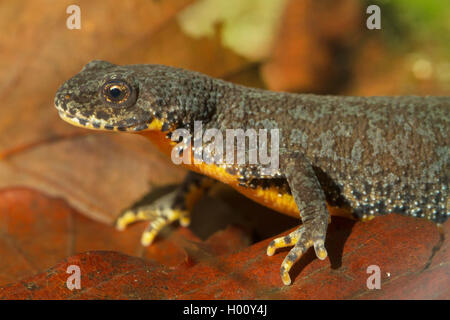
[267,152,329,285]
[116,171,215,246]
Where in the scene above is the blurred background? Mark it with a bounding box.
[0,0,448,291]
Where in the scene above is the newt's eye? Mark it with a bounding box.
[101,79,137,107]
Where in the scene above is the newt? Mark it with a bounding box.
[55,60,449,285]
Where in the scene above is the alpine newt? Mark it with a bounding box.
[55,60,449,285]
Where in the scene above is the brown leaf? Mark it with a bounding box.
[261,0,363,93]
[0,188,193,287]
[0,133,186,224]
[0,188,254,288]
[0,189,447,299]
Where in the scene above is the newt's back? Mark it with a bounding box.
[224,92,449,222]
[210,83,449,222]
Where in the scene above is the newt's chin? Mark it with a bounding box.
[56,108,155,132]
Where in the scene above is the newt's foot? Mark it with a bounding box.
[115,191,189,246]
[267,225,328,285]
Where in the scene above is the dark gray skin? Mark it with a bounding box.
[55,60,449,285]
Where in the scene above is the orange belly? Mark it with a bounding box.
[139,130,353,220]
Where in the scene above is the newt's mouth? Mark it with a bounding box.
[56,108,162,132]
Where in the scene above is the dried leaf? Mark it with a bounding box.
[0,192,446,299]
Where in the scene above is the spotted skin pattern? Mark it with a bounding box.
[55,60,449,285]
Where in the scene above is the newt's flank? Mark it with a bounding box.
[55,61,449,285]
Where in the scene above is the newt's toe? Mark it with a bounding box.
[116,210,140,231]
[268,225,328,285]
[115,194,189,247]
[179,215,191,227]
[314,240,328,260]
[266,227,304,256]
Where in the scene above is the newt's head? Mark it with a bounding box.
[55,60,213,132]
